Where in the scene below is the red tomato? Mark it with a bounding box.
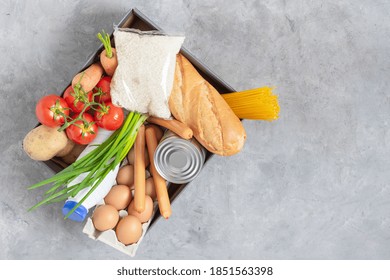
[35,94,70,127]
[93,76,111,103]
[66,113,98,145]
[63,85,93,113]
[93,102,124,130]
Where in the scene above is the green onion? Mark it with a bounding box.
[28,112,147,218]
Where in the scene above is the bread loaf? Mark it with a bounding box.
[169,54,246,156]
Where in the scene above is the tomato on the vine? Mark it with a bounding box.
[66,113,98,145]
[93,76,111,103]
[35,94,70,127]
[63,85,93,113]
[93,102,124,131]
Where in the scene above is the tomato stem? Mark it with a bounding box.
[58,78,104,132]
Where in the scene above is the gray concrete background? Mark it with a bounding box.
[1,0,389,259]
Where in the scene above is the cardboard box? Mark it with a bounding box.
[39,8,237,254]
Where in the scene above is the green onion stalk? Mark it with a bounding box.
[28,112,147,219]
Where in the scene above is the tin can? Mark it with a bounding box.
[154,131,206,184]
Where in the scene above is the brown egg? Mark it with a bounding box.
[145,178,156,200]
[116,215,143,245]
[116,165,134,186]
[127,147,150,167]
[127,195,154,223]
[92,205,119,231]
[104,185,132,210]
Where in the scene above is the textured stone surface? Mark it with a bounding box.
[1,0,389,259]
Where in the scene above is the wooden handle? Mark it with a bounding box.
[145,126,172,219]
[134,125,146,213]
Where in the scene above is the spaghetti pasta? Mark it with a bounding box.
[222,87,280,120]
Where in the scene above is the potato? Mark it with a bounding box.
[56,138,75,157]
[23,125,68,161]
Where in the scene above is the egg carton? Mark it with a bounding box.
[82,203,155,257]
[82,154,157,257]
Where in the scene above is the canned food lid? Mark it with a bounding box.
[154,138,205,184]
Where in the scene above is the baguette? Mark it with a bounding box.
[169,54,246,156]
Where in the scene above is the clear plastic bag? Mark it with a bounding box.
[110,28,185,119]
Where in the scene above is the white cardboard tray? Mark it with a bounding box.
[82,156,157,257]
[82,206,155,257]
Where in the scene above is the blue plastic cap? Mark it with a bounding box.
[62,201,88,222]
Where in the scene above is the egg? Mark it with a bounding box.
[92,205,119,231]
[116,215,143,245]
[116,165,134,186]
[104,185,132,210]
[145,177,156,200]
[127,195,154,223]
[127,147,150,167]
